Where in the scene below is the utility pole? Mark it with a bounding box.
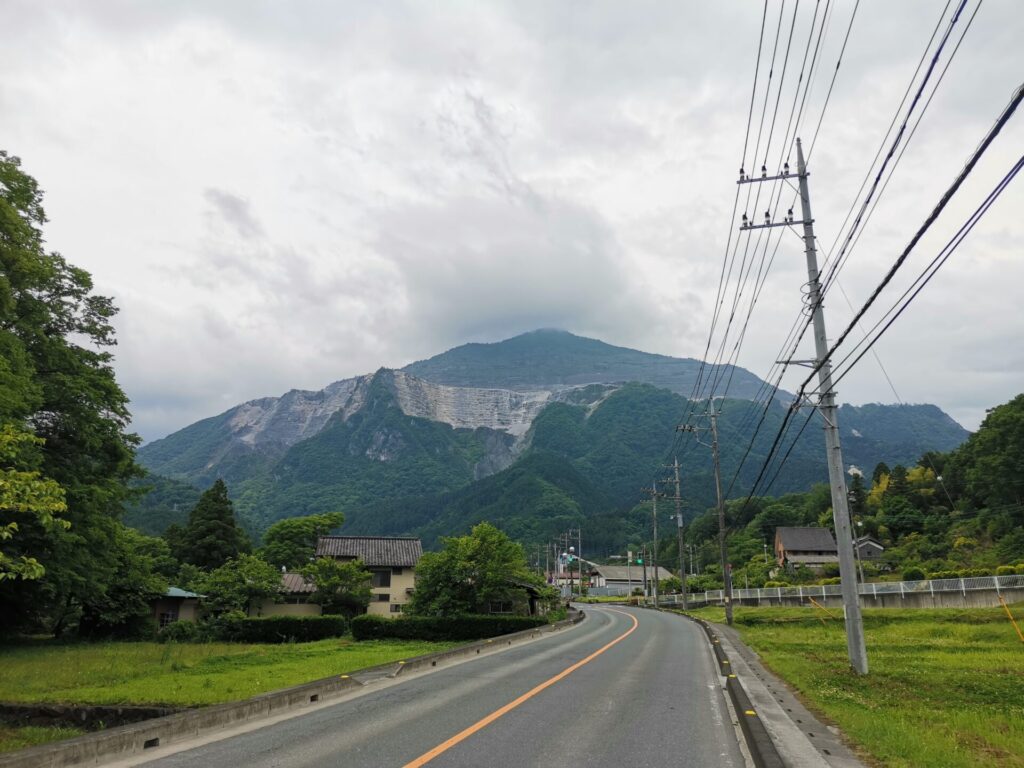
[577,528,583,597]
[709,413,733,626]
[665,457,688,610]
[678,418,732,624]
[737,138,868,674]
[641,545,648,598]
[641,487,662,607]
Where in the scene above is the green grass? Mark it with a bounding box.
[679,605,1024,768]
[0,725,85,754]
[0,638,457,708]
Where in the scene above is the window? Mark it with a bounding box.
[376,593,390,602]
[371,570,391,588]
[390,604,404,613]
[159,611,178,627]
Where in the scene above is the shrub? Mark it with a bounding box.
[213,615,348,643]
[1016,564,1024,575]
[158,620,200,643]
[901,567,926,582]
[351,614,546,642]
[995,565,1016,576]
[927,570,961,581]
[817,577,842,586]
[763,581,791,588]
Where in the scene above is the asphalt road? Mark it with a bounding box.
[144,606,744,768]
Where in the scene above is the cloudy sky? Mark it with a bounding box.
[3,0,1022,442]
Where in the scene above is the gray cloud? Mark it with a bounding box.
[203,188,264,239]
[2,0,1022,442]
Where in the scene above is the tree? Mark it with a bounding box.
[872,462,890,485]
[299,557,371,617]
[77,526,168,639]
[409,522,540,616]
[949,393,1024,508]
[0,425,68,581]
[0,151,140,634]
[200,554,281,615]
[259,512,343,570]
[173,480,249,570]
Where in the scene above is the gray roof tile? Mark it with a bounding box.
[315,536,423,567]
[775,527,837,552]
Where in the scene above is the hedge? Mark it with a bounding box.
[215,615,349,643]
[351,614,546,642]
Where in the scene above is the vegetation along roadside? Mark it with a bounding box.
[681,605,1024,768]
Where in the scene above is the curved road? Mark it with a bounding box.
[144,607,744,768]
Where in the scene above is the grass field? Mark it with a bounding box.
[0,637,457,709]
[682,604,1024,768]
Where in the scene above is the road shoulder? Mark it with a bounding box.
[713,624,866,768]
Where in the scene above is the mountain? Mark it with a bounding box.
[132,330,971,546]
[404,328,773,398]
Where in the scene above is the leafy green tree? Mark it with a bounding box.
[0,425,68,581]
[299,557,371,617]
[200,554,281,615]
[887,465,910,497]
[173,480,249,570]
[750,503,800,542]
[0,151,140,634]
[872,462,890,485]
[410,522,540,616]
[77,526,168,639]
[949,393,1024,508]
[259,512,343,570]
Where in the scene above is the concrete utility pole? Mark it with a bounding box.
[641,545,649,598]
[673,457,688,610]
[641,488,661,607]
[795,138,867,675]
[709,413,733,626]
[577,529,583,597]
[736,138,867,673]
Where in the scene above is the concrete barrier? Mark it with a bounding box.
[0,611,585,768]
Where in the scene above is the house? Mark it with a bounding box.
[249,572,322,618]
[775,527,838,572]
[315,536,422,618]
[590,564,674,595]
[855,535,885,562]
[151,587,201,628]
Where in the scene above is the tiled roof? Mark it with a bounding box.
[776,527,837,552]
[281,572,316,594]
[593,564,674,582]
[165,587,201,599]
[315,536,423,567]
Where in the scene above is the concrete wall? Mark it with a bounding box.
[366,567,416,618]
[151,598,199,626]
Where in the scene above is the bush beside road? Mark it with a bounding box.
[681,605,1024,768]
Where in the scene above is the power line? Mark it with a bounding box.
[799,79,1024,395]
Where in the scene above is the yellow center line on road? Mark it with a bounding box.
[401,608,640,768]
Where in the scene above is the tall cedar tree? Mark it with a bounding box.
[0,151,140,633]
[173,480,249,570]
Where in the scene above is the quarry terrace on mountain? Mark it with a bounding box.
[130,330,969,550]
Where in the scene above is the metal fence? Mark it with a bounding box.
[646,573,1024,608]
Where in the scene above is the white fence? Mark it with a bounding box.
[646,573,1024,608]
